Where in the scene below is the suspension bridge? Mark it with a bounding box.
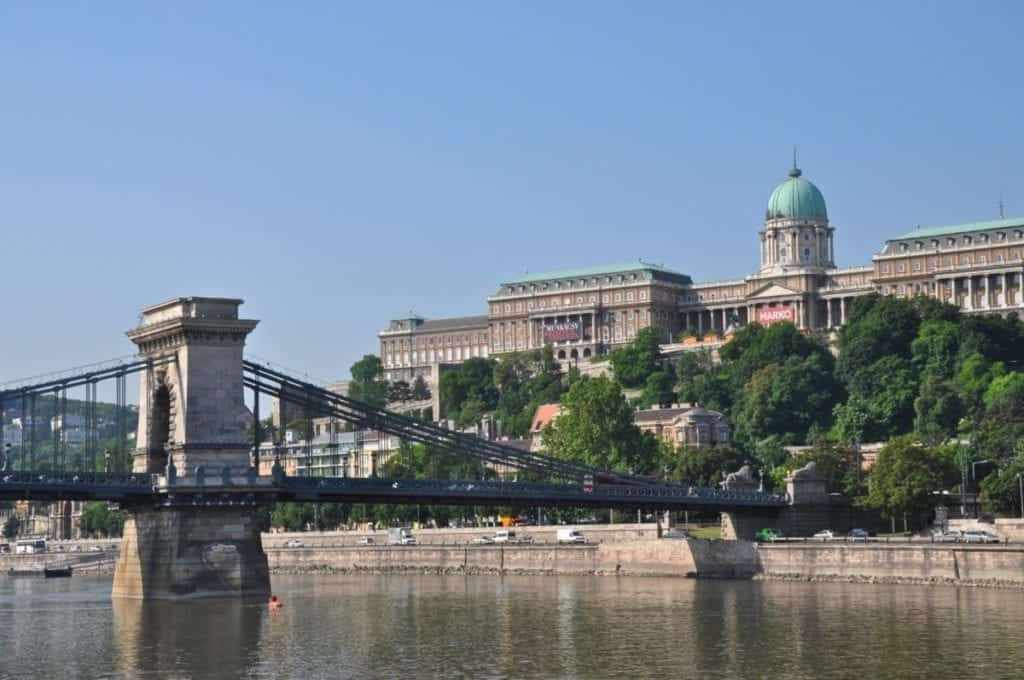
[0,296,785,599]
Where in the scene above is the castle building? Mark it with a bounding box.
[379,162,1024,383]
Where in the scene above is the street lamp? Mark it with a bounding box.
[1017,473,1023,520]
[104,449,111,473]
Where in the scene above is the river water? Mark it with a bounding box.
[1,574,1022,679]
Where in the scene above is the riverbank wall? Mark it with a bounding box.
[262,523,659,548]
[756,543,1024,585]
[267,539,1024,587]
[267,539,757,578]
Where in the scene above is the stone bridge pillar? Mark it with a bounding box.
[112,297,270,600]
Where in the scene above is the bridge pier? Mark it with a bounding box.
[113,507,269,599]
[113,297,270,600]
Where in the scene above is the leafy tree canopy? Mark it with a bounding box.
[542,376,658,474]
[863,435,957,519]
[610,326,663,388]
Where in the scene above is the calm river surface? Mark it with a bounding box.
[1,574,1022,679]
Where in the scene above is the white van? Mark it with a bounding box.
[493,529,517,544]
[557,529,585,544]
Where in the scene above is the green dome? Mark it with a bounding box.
[765,167,828,222]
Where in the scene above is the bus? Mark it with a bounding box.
[15,538,47,554]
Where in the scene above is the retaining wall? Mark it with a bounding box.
[262,523,658,548]
[757,543,1024,583]
[266,538,757,578]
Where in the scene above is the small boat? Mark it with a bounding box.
[268,594,283,609]
[43,563,73,578]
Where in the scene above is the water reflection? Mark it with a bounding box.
[113,597,265,679]
[3,574,1024,679]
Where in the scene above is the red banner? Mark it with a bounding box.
[757,305,794,326]
[543,321,581,343]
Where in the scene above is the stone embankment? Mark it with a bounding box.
[267,539,757,579]
[756,542,1024,588]
[262,523,659,548]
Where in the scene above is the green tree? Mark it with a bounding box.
[733,353,841,446]
[388,380,413,403]
[974,372,1024,465]
[663,445,747,489]
[609,326,663,388]
[770,442,856,495]
[637,370,676,409]
[955,352,1006,421]
[411,375,431,400]
[492,348,566,437]
[980,454,1024,516]
[3,514,20,540]
[542,377,659,473]
[270,503,315,532]
[349,354,389,409]
[914,378,964,445]
[438,358,498,426]
[911,319,960,383]
[79,501,124,538]
[863,436,957,520]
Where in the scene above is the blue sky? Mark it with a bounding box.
[1,2,1022,383]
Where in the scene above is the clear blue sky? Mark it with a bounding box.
[2,2,1022,383]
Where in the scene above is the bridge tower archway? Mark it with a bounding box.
[143,376,173,474]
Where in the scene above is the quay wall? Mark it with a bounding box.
[757,543,1024,584]
[262,523,658,548]
[266,539,756,578]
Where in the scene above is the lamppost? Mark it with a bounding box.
[104,449,111,474]
[1017,473,1023,520]
[970,459,992,518]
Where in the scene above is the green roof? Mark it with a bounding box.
[501,261,690,285]
[893,216,1024,240]
[765,167,828,222]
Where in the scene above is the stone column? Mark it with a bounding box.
[967,277,974,310]
[697,311,703,335]
[826,299,833,329]
[113,297,270,601]
[840,298,847,326]
[1001,273,1009,308]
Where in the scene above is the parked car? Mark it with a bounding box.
[356,536,375,546]
[935,530,963,543]
[557,529,585,544]
[848,529,870,540]
[813,530,835,540]
[473,535,494,545]
[961,530,1001,544]
[755,528,783,542]
[285,539,304,548]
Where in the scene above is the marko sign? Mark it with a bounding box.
[756,305,794,326]
[543,321,581,343]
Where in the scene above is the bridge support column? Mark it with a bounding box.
[113,297,269,600]
[113,507,269,600]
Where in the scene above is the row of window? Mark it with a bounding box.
[492,290,651,315]
[502,273,646,296]
[895,230,1024,254]
[384,345,490,367]
[881,250,1024,275]
[383,332,488,350]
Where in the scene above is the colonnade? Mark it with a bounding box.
[936,271,1023,311]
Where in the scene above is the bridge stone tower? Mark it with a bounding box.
[112,297,271,600]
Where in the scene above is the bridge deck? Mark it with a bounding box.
[0,472,787,510]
